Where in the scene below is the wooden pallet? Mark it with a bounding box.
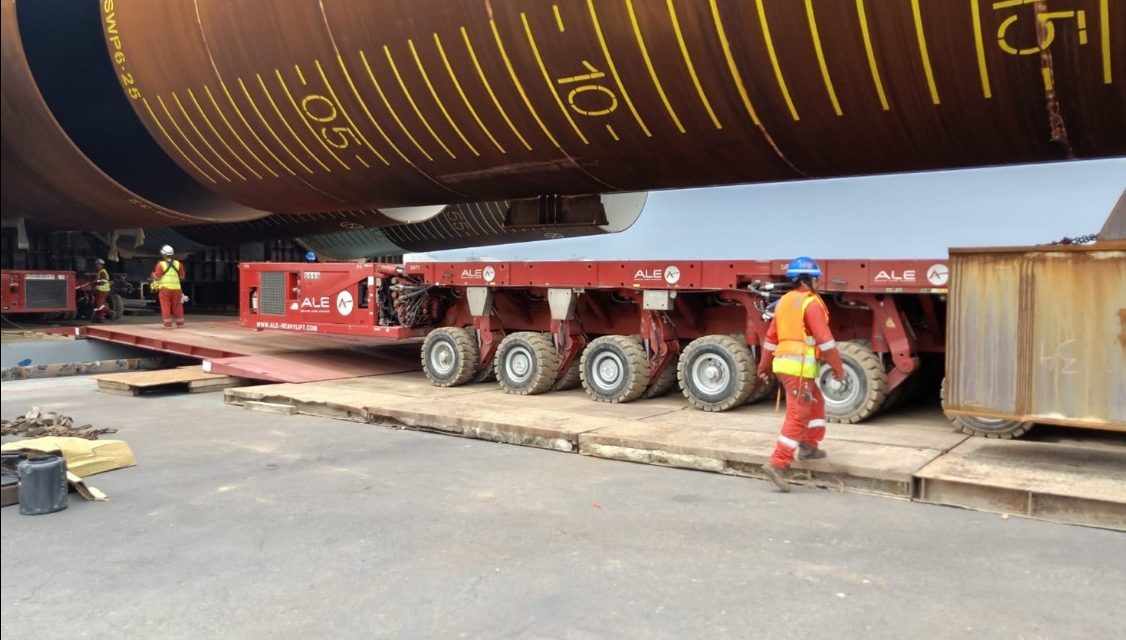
[92,366,248,396]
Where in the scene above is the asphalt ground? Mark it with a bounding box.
[2,376,1123,640]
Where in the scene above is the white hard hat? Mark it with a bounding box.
[161,245,174,256]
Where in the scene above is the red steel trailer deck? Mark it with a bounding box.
[239,258,976,431]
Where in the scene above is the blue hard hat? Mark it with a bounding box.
[305,251,317,262]
[786,256,822,279]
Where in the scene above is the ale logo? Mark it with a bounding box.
[664,266,681,285]
[336,290,354,316]
[482,266,496,283]
[927,264,949,286]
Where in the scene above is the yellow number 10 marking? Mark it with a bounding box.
[557,61,619,117]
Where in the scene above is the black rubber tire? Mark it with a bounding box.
[421,327,479,387]
[880,357,922,414]
[745,376,778,404]
[472,366,496,384]
[820,340,888,424]
[580,335,650,403]
[643,360,679,399]
[677,335,755,412]
[551,357,582,391]
[108,293,124,321]
[494,332,559,395]
[940,377,1034,438]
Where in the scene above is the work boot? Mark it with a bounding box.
[798,443,827,460]
[761,463,790,493]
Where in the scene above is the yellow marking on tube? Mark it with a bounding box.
[971,0,992,98]
[385,45,457,159]
[605,123,620,140]
[359,49,435,162]
[667,0,722,129]
[804,0,843,115]
[172,91,245,180]
[1041,66,1054,91]
[462,26,532,150]
[237,77,314,173]
[275,70,351,170]
[754,0,799,120]
[626,0,684,132]
[521,13,589,144]
[910,0,941,104]
[711,0,762,126]
[326,57,391,166]
[186,88,261,179]
[554,4,565,32]
[490,19,562,148]
[355,154,370,168]
[434,32,506,153]
[141,97,216,182]
[587,0,651,136]
[256,74,333,171]
[334,56,409,167]
[1101,0,1112,83]
[213,82,289,176]
[408,39,479,156]
[295,64,307,85]
[855,0,890,110]
[157,94,230,181]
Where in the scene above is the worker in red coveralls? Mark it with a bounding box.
[151,244,186,329]
[91,258,111,323]
[755,257,846,492]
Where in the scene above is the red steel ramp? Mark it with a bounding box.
[70,321,421,383]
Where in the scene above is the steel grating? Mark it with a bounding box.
[24,277,68,309]
[258,272,286,316]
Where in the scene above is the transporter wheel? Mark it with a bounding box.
[746,375,778,404]
[643,361,679,399]
[472,367,496,384]
[880,357,922,414]
[552,358,582,391]
[421,327,478,387]
[677,335,755,412]
[580,335,650,403]
[495,332,558,395]
[940,377,1033,439]
[818,340,887,424]
[108,293,124,321]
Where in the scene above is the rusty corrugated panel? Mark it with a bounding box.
[945,252,1022,415]
[946,245,1126,430]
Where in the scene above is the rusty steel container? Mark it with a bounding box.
[944,243,1126,431]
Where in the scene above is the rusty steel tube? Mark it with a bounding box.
[98,0,1125,213]
[3,0,1124,231]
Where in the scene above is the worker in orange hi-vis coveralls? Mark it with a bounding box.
[755,257,846,493]
[151,244,186,329]
[91,258,111,323]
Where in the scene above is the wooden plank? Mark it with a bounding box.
[243,401,298,415]
[95,383,140,397]
[92,366,232,388]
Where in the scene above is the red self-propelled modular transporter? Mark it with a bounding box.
[1,270,76,318]
[239,258,962,428]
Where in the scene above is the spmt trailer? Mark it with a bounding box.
[1,270,76,319]
[240,258,974,430]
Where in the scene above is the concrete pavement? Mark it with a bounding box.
[2,376,1124,639]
